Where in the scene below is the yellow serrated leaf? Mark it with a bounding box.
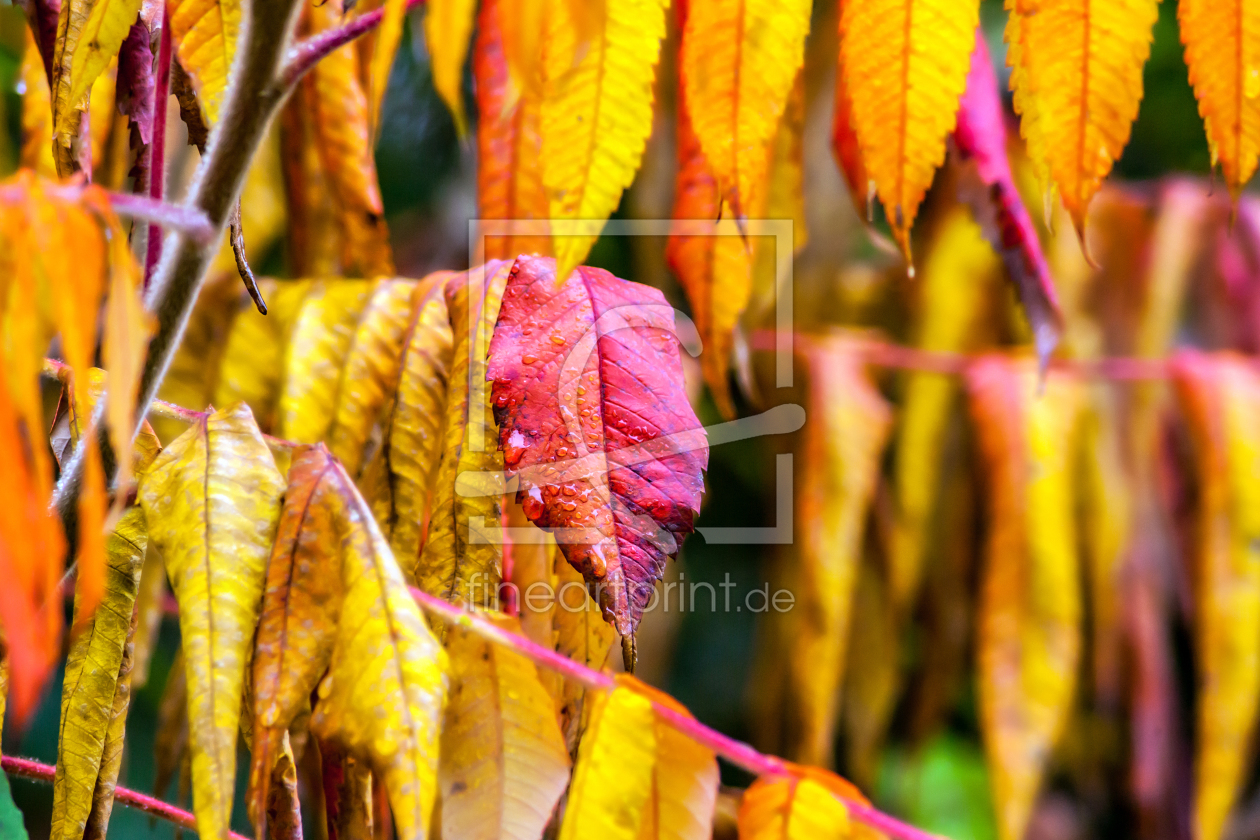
[425,0,477,136]
[138,403,285,840]
[968,358,1083,840]
[1171,352,1260,840]
[1006,0,1158,234]
[51,506,147,840]
[277,279,376,444]
[169,0,240,126]
[888,208,1000,611]
[1179,0,1260,197]
[787,338,892,768]
[681,0,810,221]
[738,776,850,840]
[416,264,509,610]
[840,0,980,258]
[439,614,571,840]
[327,279,415,476]
[306,449,448,840]
[540,0,667,279]
[558,686,657,840]
[66,0,142,106]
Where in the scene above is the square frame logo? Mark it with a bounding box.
[462,218,801,546]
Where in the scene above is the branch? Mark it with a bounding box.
[1,755,251,840]
[279,0,429,88]
[407,586,944,840]
[106,192,214,245]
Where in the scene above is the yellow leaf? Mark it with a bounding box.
[416,264,509,609]
[786,337,892,768]
[1171,352,1260,840]
[169,0,240,126]
[967,358,1083,840]
[51,506,147,840]
[888,209,1000,610]
[841,553,899,789]
[305,448,448,840]
[1179,0,1260,197]
[277,279,376,444]
[327,279,415,475]
[368,0,407,139]
[66,0,143,106]
[474,0,552,261]
[138,403,285,840]
[439,614,571,840]
[558,686,658,840]
[130,543,166,690]
[738,775,850,840]
[840,0,980,258]
[1006,0,1158,233]
[425,0,477,136]
[213,279,314,433]
[681,0,810,221]
[20,29,57,178]
[541,0,668,279]
[552,547,616,746]
[360,275,455,578]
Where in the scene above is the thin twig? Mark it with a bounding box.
[408,587,945,840]
[280,0,429,88]
[107,192,214,245]
[1,755,251,840]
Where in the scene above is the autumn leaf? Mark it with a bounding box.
[841,554,900,789]
[367,0,407,139]
[320,741,375,840]
[424,0,476,136]
[302,446,448,840]
[832,35,870,222]
[439,614,571,840]
[168,0,239,126]
[552,547,617,747]
[1180,0,1260,197]
[1170,351,1260,840]
[666,20,753,420]
[967,357,1083,840]
[474,0,551,261]
[1006,0,1158,235]
[840,0,980,258]
[786,337,892,768]
[138,403,286,840]
[680,0,811,221]
[416,263,510,610]
[739,764,880,840]
[540,0,668,279]
[953,31,1063,365]
[488,255,708,637]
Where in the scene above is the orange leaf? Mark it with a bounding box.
[831,35,869,222]
[425,0,477,136]
[1006,0,1158,234]
[839,0,980,259]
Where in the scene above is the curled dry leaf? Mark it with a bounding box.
[439,614,571,840]
[138,403,286,840]
[1170,352,1260,840]
[967,357,1083,840]
[839,0,980,259]
[488,255,708,636]
[786,337,892,768]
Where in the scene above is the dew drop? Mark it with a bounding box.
[551,334,566,346]
[522,354,537,365]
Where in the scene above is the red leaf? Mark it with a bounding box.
[487,255,708,636]
[953,30,1063,368]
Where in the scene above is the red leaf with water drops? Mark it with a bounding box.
[953,29,1063,368]
[487,255,708,638]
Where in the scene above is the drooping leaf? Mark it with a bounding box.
[367,0,407,139]
[840,0,980,258]
[786,337,892,768]
[261,733,303,840]
[425,0,476,136]
[304,446,448,840]
[474,0,551,261]
[129,543,166,690]
[488,255,709,636]
[439,614,571,840]
[20,30,57,177]
[1170,352,1260,840]
[832,33,870,222]
[887,207,1000,612]
[279,97,344,277]
[1005,0,1158,235]
[680,0,811,221]
[65,0,143,107]
[360,275,456,577]
[138,403,285,840]
[552,546,617,747]
[153,645,189,805]
[840,553,899,789]
[1180,0,1260,197]
[319,739,374,840]
[540,0,668,279]
[967,357,1083,840]
[168,0,240,126]
[953,31,1063,365]
[116,17,155,148]
[666,26,753,421]
[416,263,510,610]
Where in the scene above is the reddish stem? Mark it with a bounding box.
[145,11,172,290]
[280,0,429,88]
[406,587,944,840]
[1,755,251,840]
